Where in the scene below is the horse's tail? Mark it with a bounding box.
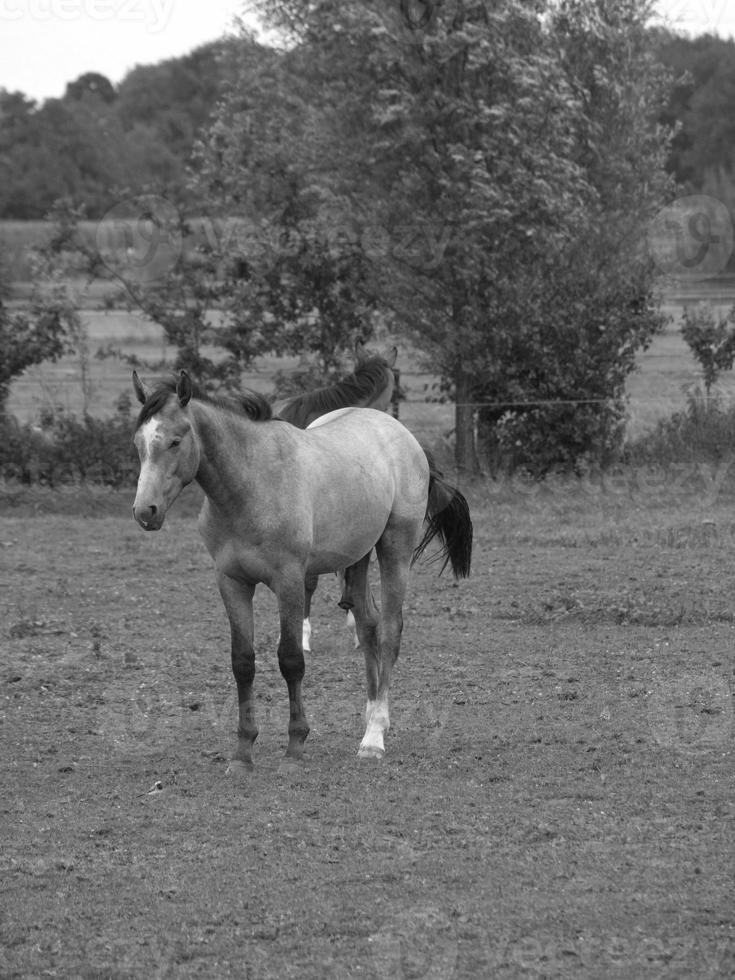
[413,451,473,579]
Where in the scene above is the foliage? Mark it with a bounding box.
[680,303,735,396]
[9,10,734,476]
[1,29,733,222]
[626,385,735,465]
[65,72,117,104]
[0,41,236,219]
[35,200,243,388]
[0,239,80,413]
[211,222,380,379]
[656,32,735,190]
[0,393,138,486]
[0,304,65,413]
[246,0,674,473]
[174,41,383,383]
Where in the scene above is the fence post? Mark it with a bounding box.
[391,368,400,419]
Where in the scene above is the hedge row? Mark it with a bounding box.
[0,395,139,487]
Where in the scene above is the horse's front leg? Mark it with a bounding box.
[275,571,310,761]
[217,573,258,773]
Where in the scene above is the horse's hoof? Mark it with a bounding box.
[357,745,385,761]
[226,759,253,776]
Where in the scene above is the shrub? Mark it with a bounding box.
[0,393,139,486]
[680,303,735,398]
[626,386,735,465]
[485,400,627,477]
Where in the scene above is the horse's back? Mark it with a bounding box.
[307,407,427,477]
[307,405,412,440]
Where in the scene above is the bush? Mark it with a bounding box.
[483,400,627,478]
[0,393,139,486]
[626,386,735,465]
[680,303,735,397]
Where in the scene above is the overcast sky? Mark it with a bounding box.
[1,0,734,105]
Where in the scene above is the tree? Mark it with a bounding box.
[65,72,116,104]
[681,304,735,400]
[474,0,674,474]
[0,41,237,219]
[243,0,673,473]
[0,247,73,413]
[656,33,735,188]
[191,35,383,381]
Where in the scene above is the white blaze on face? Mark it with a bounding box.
[134,417,168,508]
[137,417,165,459]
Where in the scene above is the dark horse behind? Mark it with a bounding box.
[275,341,398,428]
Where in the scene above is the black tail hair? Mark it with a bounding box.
[413,452,473,579]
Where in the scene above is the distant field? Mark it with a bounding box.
[5,219,735,440]
[0,220,51,281]
[628,307,735,437]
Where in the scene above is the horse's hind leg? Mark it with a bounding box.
[338,568,361,648]
[303,572,318,652]
[339,555,380,755]
[349,530,413,760]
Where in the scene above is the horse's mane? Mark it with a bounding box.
[136,378,273,429]
[277,356,394,428]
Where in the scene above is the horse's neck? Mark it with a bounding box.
[190,401,266,506]
[370,372,394,411]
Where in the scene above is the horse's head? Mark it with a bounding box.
[131,370,200,531]
[355,339,398,369]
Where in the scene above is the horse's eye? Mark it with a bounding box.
[170,438,181,449]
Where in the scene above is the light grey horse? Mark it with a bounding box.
[132,370,472,770]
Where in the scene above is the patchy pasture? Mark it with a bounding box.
[1,477,733,978]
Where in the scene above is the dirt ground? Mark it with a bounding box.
[1,474,734,979]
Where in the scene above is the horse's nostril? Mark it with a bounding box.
[134,503,159,528]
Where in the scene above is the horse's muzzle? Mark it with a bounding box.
[133,503,164,531]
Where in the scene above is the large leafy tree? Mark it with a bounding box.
[236,0,673,472]
[473,0,675,474]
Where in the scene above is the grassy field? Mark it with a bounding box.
[2,478,734,978]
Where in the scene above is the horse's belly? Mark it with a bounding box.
[306,475,394,572]
[306,523,385,575]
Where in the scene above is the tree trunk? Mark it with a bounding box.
[454,372,480,475]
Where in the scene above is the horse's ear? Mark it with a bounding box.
[355,338,367,363]
[177,370,192,407]
[132,370,149,405]
[385,346,398,368]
